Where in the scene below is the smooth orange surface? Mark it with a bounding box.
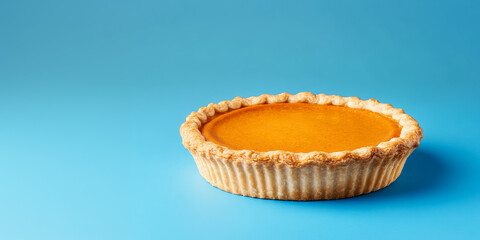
[201,103,401,153]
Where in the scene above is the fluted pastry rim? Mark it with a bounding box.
[180,92,423,167]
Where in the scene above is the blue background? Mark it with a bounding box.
[1,0,479,239]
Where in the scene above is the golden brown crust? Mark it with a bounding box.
[180,92,423,167]
[192,148,414,200]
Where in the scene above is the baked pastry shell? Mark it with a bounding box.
[180,92,423,200]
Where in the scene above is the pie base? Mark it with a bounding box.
[180,92,422,200]
[192,148,413,200]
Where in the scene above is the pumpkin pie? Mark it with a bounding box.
[180,92,423,200]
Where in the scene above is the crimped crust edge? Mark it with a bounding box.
[180,92,423,167]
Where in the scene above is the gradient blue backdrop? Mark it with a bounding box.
[1,0,479,239]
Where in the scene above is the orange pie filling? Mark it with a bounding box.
[201,103,402,153]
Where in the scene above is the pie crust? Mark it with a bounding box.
[180,92,423,200]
